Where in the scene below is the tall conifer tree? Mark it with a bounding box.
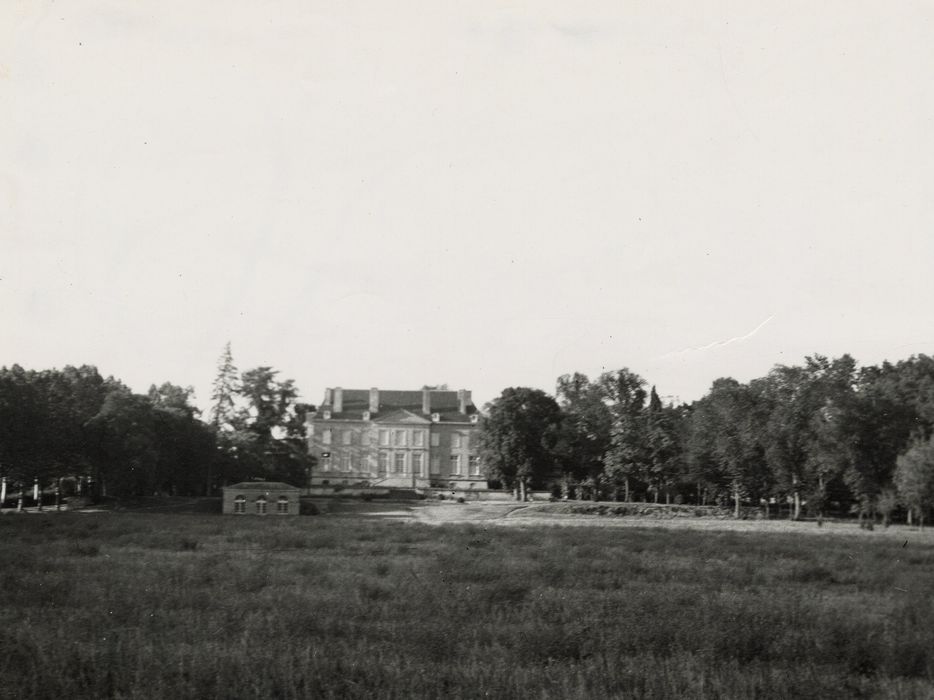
[209,342,240,430]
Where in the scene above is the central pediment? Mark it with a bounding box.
[372,409,431,424]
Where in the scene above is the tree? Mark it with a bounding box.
[231,366,314,485]
[85,390,160,499]
[555,373,612,500]
[0,365,48,506]
[600,369,648,502]
[0,365,116,506]
[758,356,857,520]
[894,436,934,529]
[644,387,684,504]
[148,382,199,418]
[209,342,240,430]
[477,387,563,501]
[239,367,301,441]
[686,378,769,518]
[148,382,215,495]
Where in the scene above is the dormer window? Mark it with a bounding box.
[323,410,332,420]
[431,413,440,423]
[469,414,479,424]
[362,410,370,421]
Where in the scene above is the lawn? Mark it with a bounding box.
[1,511,932,699]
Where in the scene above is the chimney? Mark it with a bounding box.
[333,387,343,414]
[457,389,467,415]
[422,389,431,414]
[369,387,379,413]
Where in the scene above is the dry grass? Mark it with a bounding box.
[1,510,933,699]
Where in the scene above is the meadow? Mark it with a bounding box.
[1,510,933,699]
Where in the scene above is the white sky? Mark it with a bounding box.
[3,1,933,411]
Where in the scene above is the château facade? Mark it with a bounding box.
[305,387,485,489]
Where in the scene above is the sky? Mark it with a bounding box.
[2,1,933,412]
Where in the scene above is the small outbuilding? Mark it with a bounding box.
[222,481,301,516]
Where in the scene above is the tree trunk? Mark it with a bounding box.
[665,490,671,506]
[17,488,24,512]
[733,484,740,519]
[793,490,801,521]
[817,474,824,527]
[519,479,527,502]
[921,512,925,531]
[907,507,913,527]
[624,478,630,503]
[561,474,570,500]
[654,489,659,504]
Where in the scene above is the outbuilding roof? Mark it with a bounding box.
[224,482,301,491]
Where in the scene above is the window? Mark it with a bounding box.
[277,496,289,514]
[234,495,246,514]
[342,453,352,471]
[450,454,461,474]
[256,496,267,514]
[431,433,440,447]
[321,454,331,472]
[412,452,424,476]
[413,430,425,447]
[430,456,441,474]
[393,430,407,447]
[342,430,352,445]
[322,429,332,445]
[452,433,462,449]
[394,452,406,474]
[379,429,390,446]
[469,456,480,476]
[378,451,389,474]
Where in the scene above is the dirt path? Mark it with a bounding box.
[389,501,934,541]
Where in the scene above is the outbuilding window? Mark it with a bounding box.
[234,495,246,514]
[277,496,289,514]
[256,496,267,514]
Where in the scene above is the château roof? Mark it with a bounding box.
[317,388,478,423]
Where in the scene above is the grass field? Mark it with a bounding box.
[1,509,933,699]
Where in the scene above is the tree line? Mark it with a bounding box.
[477,354,934,526]
[0,343,313,504]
